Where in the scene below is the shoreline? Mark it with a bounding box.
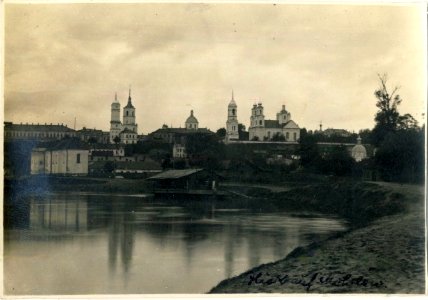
[209,182,425,293]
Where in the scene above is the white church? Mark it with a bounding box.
[110,89,138,144]
[225,92,301,143]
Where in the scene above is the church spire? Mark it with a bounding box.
[124,85,135,109]
[115,92,118,102]
[229,90,236,106]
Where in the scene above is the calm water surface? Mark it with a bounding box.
[4,192,347,294]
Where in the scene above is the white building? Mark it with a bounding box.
[109,89,138,144]
[225,91,239,143]
[31,139,89,176]
[31,148,47,175]
[248,103,300,142]
[173,143,187,158]
[351,136,367,162]
[185,110,199,130]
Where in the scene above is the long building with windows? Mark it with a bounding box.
[4,122,77,141]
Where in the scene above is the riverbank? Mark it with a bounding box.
[210,182,425,293]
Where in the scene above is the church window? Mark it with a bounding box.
[232,109,235,115]
[76,154,81,164]
[259,120,262,125]
[267,131,271,138]
[286,132,289,140]
[126,111,129,116]
[283,116,286,120]
[293,132,297,141]
[132,112,134,117]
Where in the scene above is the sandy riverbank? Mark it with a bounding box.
[210,182,425,293]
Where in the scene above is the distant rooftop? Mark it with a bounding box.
[4,122,75,132]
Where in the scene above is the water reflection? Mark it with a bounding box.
[108,202,135,279]
[4,192,347,294]
[30,197,87,232]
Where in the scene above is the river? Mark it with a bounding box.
[4,192,347,294]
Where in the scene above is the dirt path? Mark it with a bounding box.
[210,183,425,293]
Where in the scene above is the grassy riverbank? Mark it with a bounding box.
[210,182,425,293]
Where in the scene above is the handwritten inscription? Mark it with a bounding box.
[247,271,386,291]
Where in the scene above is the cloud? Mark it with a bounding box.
[5,3,426,133]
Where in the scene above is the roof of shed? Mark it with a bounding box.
[147,168,204,180]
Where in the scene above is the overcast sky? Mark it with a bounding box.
[5,3,426,134]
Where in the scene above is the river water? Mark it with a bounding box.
[4,192,347,294]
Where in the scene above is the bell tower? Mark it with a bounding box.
[226,91,239,142]
[250,102,265,128]
[110,92,122,143]
[122,87,137,134]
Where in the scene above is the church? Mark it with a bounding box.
[249,103,300,142]
[225,92,301,143]
[110,89,138,144]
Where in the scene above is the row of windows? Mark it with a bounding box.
[35,153,82,165]
[122,134,136,138]
[187,124,198,129]
[252,109,263,116]
[251,120,264,126]
[5,131,74,138]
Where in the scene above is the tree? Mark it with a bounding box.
[103,161,116,174]
[298,132,321,171]
[398,113,418,130]
[375,128,424,182]
[371,74,412,146]
[358,129,373,144]
[216,128,226,138]
[185,133,225,170]
[370,74,423,183]
[238,123,246,133]
[113,136,121,144]
[271,132,285,141]
[321,146,354,176]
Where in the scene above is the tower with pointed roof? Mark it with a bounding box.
[122,88,138,134]
[120,88,138,144]
[185,110,199,130]
[226,91,239,142]
[110,92,122,143]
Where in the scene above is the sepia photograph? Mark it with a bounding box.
[3,1,426,296]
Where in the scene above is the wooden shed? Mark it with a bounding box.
[147,168,225,197]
